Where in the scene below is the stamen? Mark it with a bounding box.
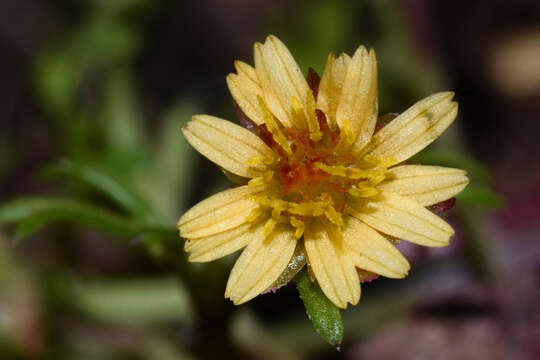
[313,162,347,177]
[288,200,325,217]
[347,168,385,180]
[333,119,355,154]
[368,173,386,186]
[257,96,292,155]
[271,199,286,220]
[247,155,275,167]
[305,92,323,141]
[349,186,379,198]
[291,96,307,131]
[324,108,338,132]
[324,205,345,227]
[263,171,274,182]
[290,216,305,239]
[362,154,396,168]
[247,206,265,222]
[291,94,322,142]
[314,163,385,181]
[248,176,265,187]
[263,217,277,236]
[248,171,275,190]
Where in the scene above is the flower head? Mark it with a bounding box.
[178,35,468,308]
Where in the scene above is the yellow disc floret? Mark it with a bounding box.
[247,96,394,239]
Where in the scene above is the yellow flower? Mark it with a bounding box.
[178,35,468,308]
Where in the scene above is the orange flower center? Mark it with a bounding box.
[244,69,392,238]
[262,110,356,211]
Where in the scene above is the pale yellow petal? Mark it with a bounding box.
[185,221,262,262]
[235,60,259,83]
[182,115,275,178]
[378,165,469,206]
[335,47,378,152]
[254,35,311,128]
[317,52,351,129]
[225,225,297,304]
[226,61,265,125]
[304,219,360,309]
[368,92,458,165]
[342,216,409,278]
[253,43,288,126]
[178,185,263,239]
[349,192,454,247]
[355,256,402,279]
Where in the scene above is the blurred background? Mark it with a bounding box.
[1,0,539,359]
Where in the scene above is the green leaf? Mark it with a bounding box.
[42,159,156,221]
[0,197,138,237]
[75,277,191,324]
[12,216,48,246]
[279,0,352,74]
[33,12,140,152]
[35,14,139,116]
[267,243,306,293]
[34,48,79,121]
[456,186,503,208]
[296,267,343,347]
[134,101,198,223]
[102,68,145,150]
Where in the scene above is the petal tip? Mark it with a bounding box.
[338,52,351,61]
[233,60,243,70]
[177,215,188,229]
[266,34,280,43]
[190,114,208,123]
[225,72,236,82]
[353,45,367,57]
[398,269,409,278]
[440,91,455,101]
[253,42,263,53]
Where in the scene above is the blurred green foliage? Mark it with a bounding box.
[75,278,191,324]
[2,1,199,358]
[0,0,503,358]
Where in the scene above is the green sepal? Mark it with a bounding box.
[296,267,343,347]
